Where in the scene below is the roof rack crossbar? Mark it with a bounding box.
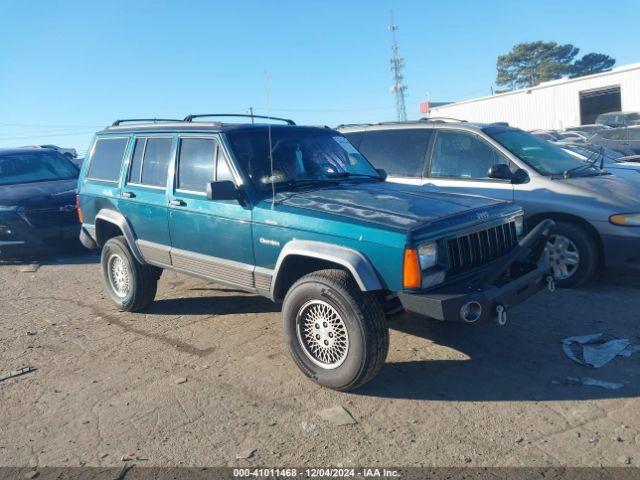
[183,113,295,125]
[420,116,467,123]
[111,118,182,126]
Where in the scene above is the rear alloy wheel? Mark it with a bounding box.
[544,222,598,288]
[101,236,159,311]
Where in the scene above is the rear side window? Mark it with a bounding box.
[177,138,216,191]
[349,129,432,177]
[127,137,173,187]
[87,137,129,181]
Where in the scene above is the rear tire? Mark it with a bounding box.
[101,236,158,311]
[282,269,389,391]
[546,222,598,288]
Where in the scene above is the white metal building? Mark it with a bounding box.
[429,62,640,130]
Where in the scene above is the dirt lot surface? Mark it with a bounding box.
[1,252,639,468]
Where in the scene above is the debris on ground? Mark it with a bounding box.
[561,333,639,368]
[236,448,257,460]
[23,471,39,479]
[618,455,632,465]
[173,377,187,385]
[301,421,318,433]
[0,365,36,383]
[566,376,624,390]
[463,456,472,464]
[26,330,37,336]
[19,264,40,273]
[317,406,357,426]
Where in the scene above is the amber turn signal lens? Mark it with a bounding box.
[403,248,421,289]
[76,195,83,223]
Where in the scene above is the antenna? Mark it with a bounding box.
[263,72,276,209]
[389,10,408,122]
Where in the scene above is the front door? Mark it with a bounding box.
[167,135,254,290]
[118,135,175,265]
[421,129,515,202]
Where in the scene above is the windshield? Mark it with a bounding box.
[226,128,380,191]
[625,113,640,123]
[0,152,78,186]
[486,128,600,176]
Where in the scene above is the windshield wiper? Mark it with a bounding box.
[324,172,381,180]
[562,163,598,179]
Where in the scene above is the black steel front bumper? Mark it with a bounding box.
[398,219,555,323]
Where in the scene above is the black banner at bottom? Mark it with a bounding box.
[0,467,639,480]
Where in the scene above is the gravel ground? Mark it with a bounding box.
[0,251,639,468]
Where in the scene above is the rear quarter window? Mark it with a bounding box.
[348,129,432,177]
[86,137,129,182]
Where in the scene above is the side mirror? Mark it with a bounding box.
[488,164,529,184]
[206,180,240,201]
[511,168,529,184]
[487,163,513,180]
[375,168,387,180]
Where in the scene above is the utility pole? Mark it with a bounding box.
[389,11,407,122]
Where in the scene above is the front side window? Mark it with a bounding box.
[225,128,380,191]
[346,129,431,177]
[126,137,173,187]
[485,127,599,176]
[87,137,129,181]
[0,152,78,186]
[177,138,216,192]
[429,130,512,179]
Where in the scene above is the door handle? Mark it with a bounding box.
[122,191,135,198]
[169,199,186,207]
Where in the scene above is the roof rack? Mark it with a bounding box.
[111,118,182,126]
[183,114,296,125]
[419,117,467,123]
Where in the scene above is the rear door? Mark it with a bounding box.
[118,135,175,265]
[167,135,254,290]
[422,129,515,202]
[347,128,432,185]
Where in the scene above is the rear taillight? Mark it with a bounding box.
[76,195,83,223]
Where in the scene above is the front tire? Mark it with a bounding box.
[282,269,389,391]
[546,222,598,288]
[101,236,159,311]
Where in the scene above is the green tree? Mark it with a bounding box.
[496,41,580,90]
[571,53,616,77]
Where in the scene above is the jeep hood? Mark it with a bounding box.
[266,181,513,231]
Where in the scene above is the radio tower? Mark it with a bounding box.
[389,11,407,122]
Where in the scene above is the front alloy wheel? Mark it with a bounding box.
[296,300,350,369]
[546,234,580,281]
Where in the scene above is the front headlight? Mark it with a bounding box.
[610,213,640,226]
[514,215,525,236]
[418,242,438,270]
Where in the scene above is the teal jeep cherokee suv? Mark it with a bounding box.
[77,114,554,391]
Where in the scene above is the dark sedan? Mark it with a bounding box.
[0,148,81,258]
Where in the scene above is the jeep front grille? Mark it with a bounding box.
[446,221,518,275]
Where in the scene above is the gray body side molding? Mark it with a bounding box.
[94,209,146,264]
[271,240,383,297]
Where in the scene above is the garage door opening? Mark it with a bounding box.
[579,86,621,125]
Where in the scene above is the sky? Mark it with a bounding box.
[1,0,638,153]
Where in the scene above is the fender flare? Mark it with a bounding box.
[271,239,383,298]
[94,209,146,264]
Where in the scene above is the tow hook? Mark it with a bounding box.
[546,275,556,292]
[496,304,507,326]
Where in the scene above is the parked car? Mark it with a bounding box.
[532,130,587,145]
[0,148,80,257]
[589,126,640,156]
[595,111,640,128]
[564,124,611,137]
[338,120,640,288]
[77,115,554,391]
